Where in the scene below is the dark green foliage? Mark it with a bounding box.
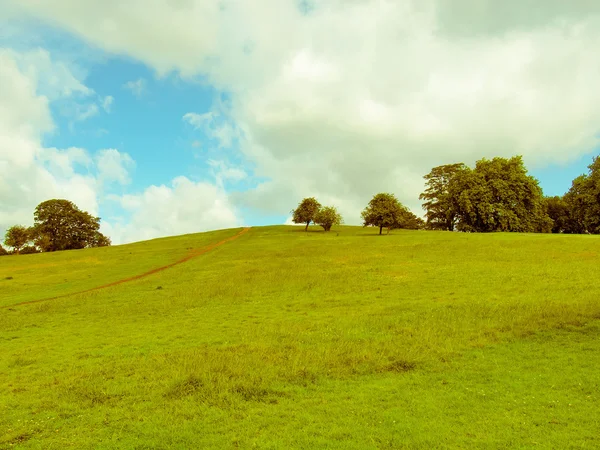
[563,156,600,234]
[438,156,551,233]
[361,193,416,234]
[0,244,8,256]
[19,245,40,255]
[544,196,570,233]
[398,209,425,230]
[314,206,343,231]
[420,163,467,230]
[292,197,321,231]
[32,199,111,252]
[4,225,31,253]
[90,232,112,247]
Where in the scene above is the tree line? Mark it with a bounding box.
[292,193,423,235]
[1,199,111,256]
[293,154,600,235]
[2,154,598,255]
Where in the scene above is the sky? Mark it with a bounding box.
[1,0,599,244]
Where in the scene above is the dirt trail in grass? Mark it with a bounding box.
[4,227,251,309]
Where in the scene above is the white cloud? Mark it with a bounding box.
[183,110,237,149]
[0,49,140,241]
[104,176,241,244]
[75,102,99,121]
[7,0,600,223]
[9,47,93,100]
[95,148,135,185]
[123,78,146,97]
[0,49,97,232]
[101,95,114,112]
[207,159,247,186]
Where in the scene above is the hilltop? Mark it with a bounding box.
[1,226,599,449]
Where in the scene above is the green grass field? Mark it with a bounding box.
[1,225,599,449]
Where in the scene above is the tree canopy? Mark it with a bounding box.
[4,225,30,254]
[0,244,8,256]
[544,196,571,234]
[30,199,111,252]
[314,206,343,231]
[420,163,466,231]
[420,156,551,233]
[361,193,417,234]
[292,197,322,231]
[562,157,600,234]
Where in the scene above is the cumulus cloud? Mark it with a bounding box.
[104,176,241,244]
[0,49,98,232]
[95,149,135,185]
[0,49,133,239]
[8,0,600,222]
[123,78,146,97]
[8,47,93,100]
[183,110,237,150]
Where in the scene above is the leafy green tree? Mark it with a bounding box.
[0,244,8,256]
[292,197,322,231]
[4,225,30,254]
[420,163,467,230]
[563,156,600,234]
[91,232,112,247]
[450,156,551,233]
[20,245,40,255]
[563,175,592,234]
[398,209,425,230]
[32,199,111,251]
[544,196,570,233]
[314,206,343,231]
[361,193,411,235]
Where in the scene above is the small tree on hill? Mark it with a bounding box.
[361,193,409,235]
[314,206,343,231]
[4,225,30,254]
[292,197,322,231]
[33,199,111,251]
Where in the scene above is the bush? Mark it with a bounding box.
[20,245,40,255]
[314,206,343,231]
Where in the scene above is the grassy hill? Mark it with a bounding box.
[1,225,599,449]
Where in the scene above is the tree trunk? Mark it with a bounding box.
[379,225,383,235]
[305,222,309,231]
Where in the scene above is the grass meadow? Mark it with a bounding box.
[1,225,599,449]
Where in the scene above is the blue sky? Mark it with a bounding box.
[1,1,599,243]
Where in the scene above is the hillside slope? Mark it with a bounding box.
[1,226,599,449]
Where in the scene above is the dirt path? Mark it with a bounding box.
[4,227,251,309]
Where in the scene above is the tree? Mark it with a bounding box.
[544,196,570,233]
[397,209,425,230]
[314,206,343,231]
[32,199,111,251]
[0,244,8,256]
[450,156,551,233]
[420,163,467,230]
[20,245,40,255]
[292,197,322,231]
[361,193,411,235]
[4,225,30,254]
[562,156,600,234]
